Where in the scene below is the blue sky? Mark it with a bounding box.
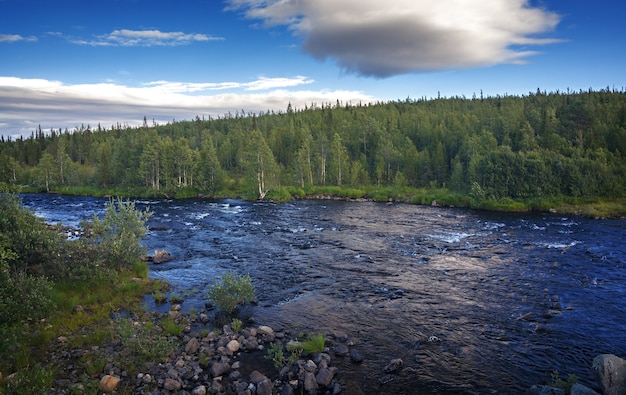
[1,0,624,139]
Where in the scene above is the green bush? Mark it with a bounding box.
[207,271,256,313]
[301,333,326,354]
[85,197,153,270]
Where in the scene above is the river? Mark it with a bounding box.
[20,194,626,394]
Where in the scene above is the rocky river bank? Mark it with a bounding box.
[5,297,626,395]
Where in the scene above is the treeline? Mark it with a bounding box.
[1,88,626,202]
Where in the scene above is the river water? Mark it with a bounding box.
[20,194,626,394]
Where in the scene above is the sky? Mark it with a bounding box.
[1,0,624,139]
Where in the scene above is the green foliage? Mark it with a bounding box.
[159,316,184,336]
[2,89,626,214]
[113,317,178,377]
[301,333,326,354]
[207,271,256,313]
[0,269,54,325]
[231,318,243,333]
[0,364,57,395]
[265,341,302,371]
[550,370,578,393]
[86,197,152,270]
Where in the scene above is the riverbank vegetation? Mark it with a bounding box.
[0,192,168,393]
[1,88,626,216]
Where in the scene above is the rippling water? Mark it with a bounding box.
[21,194,626,394]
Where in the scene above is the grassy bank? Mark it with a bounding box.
[20,183,626,218]
[0,263,173,394]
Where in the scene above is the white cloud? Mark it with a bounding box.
[73,29,223,47]
[0,33,38,43]
[0,76,374,138]
[226,0,562,77]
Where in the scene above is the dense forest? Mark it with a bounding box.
[1,88,626,208]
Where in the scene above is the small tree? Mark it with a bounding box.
[207,271,255,314]
[87,198,152,270]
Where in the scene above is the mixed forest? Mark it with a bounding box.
[1,88,626,212]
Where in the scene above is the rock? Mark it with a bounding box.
[304,371,319,394]
[226,339,241,353]
[142,373,153,384]
[257,378,273,395]
[333,343,349,357]
[152,249,173,264]
[592,354,626,395]
[192,385,207,395]
[305,360,317,372]
[250,370,268,384]
[383,358,403,374]
[210,361,230,377]
[527,385,564,395]
[164,378,182,391]
[257,325,274,335]
[185,338,200,354]
[98,375,120,392]
[349,349,364,363]
[316,367,334,387]
[570,383,600,395]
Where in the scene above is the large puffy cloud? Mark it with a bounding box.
[227,0,562,77]
[0,76,374,138]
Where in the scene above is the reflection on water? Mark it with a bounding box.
[21,194,626,394]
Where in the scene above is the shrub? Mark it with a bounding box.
[207,271,256,313]
[85,197,153,270]
[301,333,326,354]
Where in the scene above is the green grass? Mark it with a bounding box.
[301,333,326,354]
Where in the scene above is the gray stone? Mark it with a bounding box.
[257,378,273,395]
[250,370,268,384]
[163,378,182,391]
[304,371,319,394]
[349,350,364,363]
[315,367,334,387]
[209,361,230,377]
[383,358,403,373]
[191,385,207,395]
[333,344,349,357]
[185,338,200,354]
[592,354,626,395]
[527,385,564,395]
[569,383,600,395]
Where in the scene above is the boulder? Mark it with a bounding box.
[570,383,600,395]
[152,249,173,264]
[527,385,564,395]
[592,354,626,395]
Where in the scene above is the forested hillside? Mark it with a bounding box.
[1,88,625,206]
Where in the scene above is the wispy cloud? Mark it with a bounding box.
[0,33,38,43]
[72,29,223,47]
[143,76,314,92]
[227,0,562,77]
[0,76,373,137]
